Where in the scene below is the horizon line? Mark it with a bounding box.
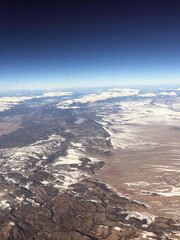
[1,83,180,92]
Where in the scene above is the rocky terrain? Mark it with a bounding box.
[0,88,180,239]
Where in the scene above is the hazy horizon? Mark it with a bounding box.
[1,82,180,92]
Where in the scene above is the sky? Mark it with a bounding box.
[0,0,180,90]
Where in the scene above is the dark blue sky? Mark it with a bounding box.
[0,0,180,90]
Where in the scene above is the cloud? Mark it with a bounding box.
[159,92,176,96]
[139,93,156,97]
[42,92,72,97]
[0,92,72,112]
[0,96,33,112]
[57,89,139,109]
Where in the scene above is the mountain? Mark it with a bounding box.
[0,87,180,239]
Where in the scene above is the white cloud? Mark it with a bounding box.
[0,92,72,112]
[0,96,34,112]
[159,92,176,96]
[109,88,139,93]
[42,92,72,97]
[139,93,156,97]
[57,89,139,109]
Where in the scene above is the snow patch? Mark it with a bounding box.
[113,226,123,231]
[0,200,11,209]
[141,231,157,239]
[125,211,156,226]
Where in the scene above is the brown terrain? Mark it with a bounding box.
[0,93,180,239]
